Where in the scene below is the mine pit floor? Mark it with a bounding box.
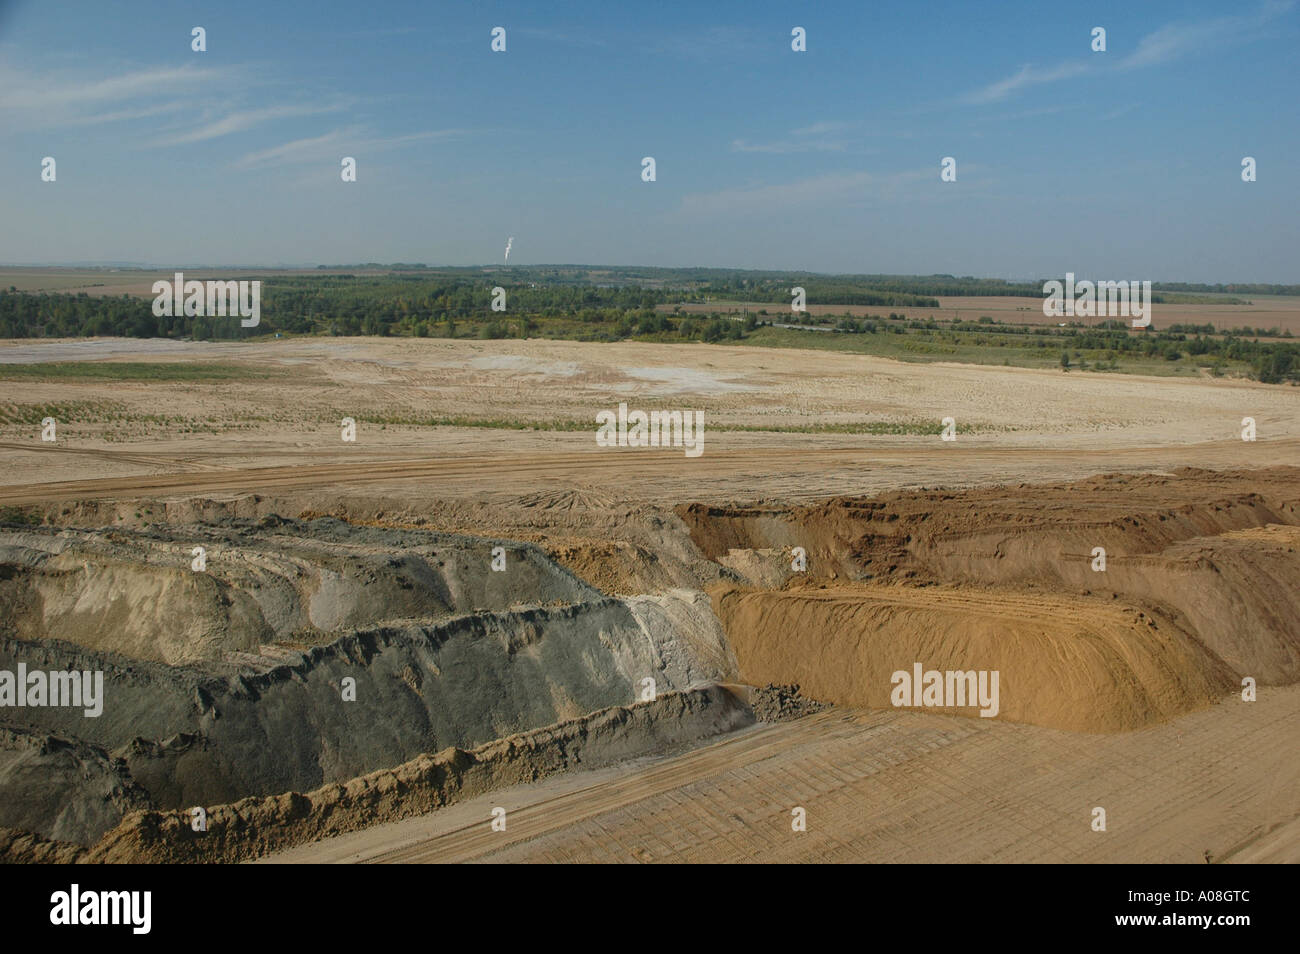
[263,685,1300,864]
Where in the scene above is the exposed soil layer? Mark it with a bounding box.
[714,585,1235,732]
[0,517,601,664]
[0,519,735,845]
[678,467,1300,589]
[0,337,1296,863]
[687,467,1300,731]
[0,685,752,864]
[281,686,1300,865]
[0,464,1295,858]
[748,684,829,723]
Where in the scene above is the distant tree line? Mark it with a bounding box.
[0,282,757,344]
[2,279,1296,383]
[697,278,938,307]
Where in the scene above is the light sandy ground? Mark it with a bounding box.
[0,337,1295,503]
[264,685,1300,864]
[2,335,1295,865]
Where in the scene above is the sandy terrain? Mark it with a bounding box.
[0,335,1295,864]
[267,686,1300,865]
[0,337,1294,504]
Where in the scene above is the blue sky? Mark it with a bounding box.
[1,0,1296,280]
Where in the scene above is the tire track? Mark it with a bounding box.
[367,710,862,864]
[2,439,1295,505]
[338,687,1300,864]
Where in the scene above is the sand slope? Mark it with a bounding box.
[714,584,1234,732]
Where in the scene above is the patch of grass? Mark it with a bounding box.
[723,420,1009,436]
[0,362,275,382]
[1153,293,1250,305]
[353,412,593,431]
[346,411,987,436]
[0,505,40,525]
[735,326,1260,378]
[0,400,129,426]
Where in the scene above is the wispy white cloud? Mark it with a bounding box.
[159,102,350,145]
[58,102,193,127]
[733,121,862,154]
[729,119,914,154]
[0,64,225,126]
[1118,1,1292,69]
[792,121,851,136]
[234,128,469,169]
[0,58,456,175]
[731,137,845,154]
[964,0,1294,103]
[0,64,223,109]
[965,61,1090,104]
[976,103,1083,123]
[233,129,359,168]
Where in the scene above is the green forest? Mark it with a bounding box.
[1,267,1296,383]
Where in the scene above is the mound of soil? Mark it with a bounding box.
[714,584,1235,732]
[0,685,752,864]
[691,468,1300,732]
[749,684,829,722]
[0,519,737,845]
[0,517,600,664]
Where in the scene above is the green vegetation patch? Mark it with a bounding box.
[0,400,130,426]
[0,506,41,526]
[0,361,273,382]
